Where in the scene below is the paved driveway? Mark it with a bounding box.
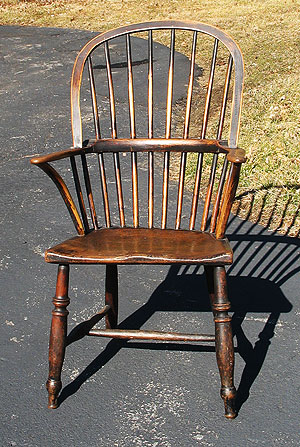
[1,25,299,447]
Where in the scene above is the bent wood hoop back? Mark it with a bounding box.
[32,21,245,239]
[71,21,244,149]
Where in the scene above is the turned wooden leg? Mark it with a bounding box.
[212,266,237,419]
[105,264,118,329]
[46,264,70,409]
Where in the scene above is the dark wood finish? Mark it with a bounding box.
[70,156,90,233]
[209,159,228,234]
[30,139,245,160]
[98,153,111,228]
[113,152,125,227]
[215,162,241,239]
[35,161,85,235]
[212,266,236,418]
[45,228,233,265]
[88,329,215,342]
[46,264,70,409]
[31,21,246,418]
[81,153,98,229]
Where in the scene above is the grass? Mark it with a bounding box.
[1,0,299,236]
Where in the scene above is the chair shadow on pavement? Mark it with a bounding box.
[59,183,300,413]
[59,217,299,415]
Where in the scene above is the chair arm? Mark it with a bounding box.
[30,147,86,165]
[225,147,246,164]
[31,157,85,235]
[215,161,242,239]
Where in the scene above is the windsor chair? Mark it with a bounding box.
[31,21,246,418]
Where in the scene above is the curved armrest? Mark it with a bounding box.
[30,147,88,165]
[33,161,85,235]
[31,149,87,235]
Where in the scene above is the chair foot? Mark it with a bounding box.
[46,378,61,409]
[221,386,237,419]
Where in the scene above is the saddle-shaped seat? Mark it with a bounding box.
[45,228,233,264]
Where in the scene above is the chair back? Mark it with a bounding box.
[66,21,244,233]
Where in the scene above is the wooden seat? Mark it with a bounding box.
[31,21,246,418]
[46,228,233,264]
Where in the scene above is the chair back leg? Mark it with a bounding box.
[46,264,70,409]
[105,264,118,329]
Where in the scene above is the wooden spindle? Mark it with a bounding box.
[217,55,233,140]
[148,30,153,139]
[88,57,110,227]
[196,39,218,231]
[113,152,125,227]
[210,158,229,233]
[201,38,218,139]
[183,31,197,139]
[126,34,136,138]
[206,56,232,232]
[189,153,203,230]
[126,34,138,227]
[176,31,197,230]
[105,41,123,226]
[87,55,101,140]
[132,152,139,227]
[98,153,111,228]
[166,29,175,139]
[148,151,154,228]
[161,30,175,229]
[70,156,89,233]
[161,151,169,229]
[104,41,117,139]
[190,40,218,230]
[175,152,186,230]
[81,154,98,229]
[148,31,154,228]
[201,153,218,231]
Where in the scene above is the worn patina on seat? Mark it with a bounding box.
[31,21,245,418]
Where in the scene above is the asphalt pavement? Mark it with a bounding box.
[1,25,299,447]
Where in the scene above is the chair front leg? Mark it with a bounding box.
[212,266,237,419]
[46,264,70,409]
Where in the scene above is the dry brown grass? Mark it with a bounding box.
[1,0,299,236]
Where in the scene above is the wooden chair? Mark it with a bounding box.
[31,21,246,418]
